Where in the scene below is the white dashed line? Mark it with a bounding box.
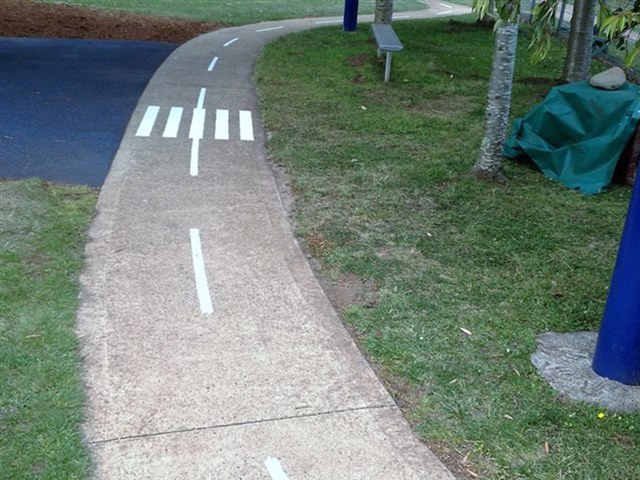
[214,109,230,140]
[239,110,254,141]
[189,105,206,176]
[207,56,219,72]
[196,87,207,109]
[135,105,160,137]
[437,10,453,15]
[189,228,213,314]
[223,37,239,47]
[256,26,285,33]
[439,2,452,7]
[394,15,411,18]
[162,107,183,138]
[190,138,200,177]
[315,19,342,24]
[265,457,289,480]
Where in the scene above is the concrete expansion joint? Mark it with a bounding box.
[88,403,398,445]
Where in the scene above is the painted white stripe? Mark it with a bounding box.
[189,228,213,314]
[394,15,411,18]
[239,110,254,141]
[190,138,200,177]
[135,105,160,137]
[436,10,453,15]
[162,107,183,138]
[214,109,230,140]
[207,56,219,72]
[439,2,452,7]
[197,87,207,109]
[256,26,285,33]
[189,108,206,140]
[223,37,239,47]
[315,19,342,24]
[265,457,289,480]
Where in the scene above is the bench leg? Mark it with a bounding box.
[384,51,392,82]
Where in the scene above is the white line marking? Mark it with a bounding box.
[439,2,452,7]
[265,457,289,480]
[256,26,285,33]
[197,87,207,109]
[189,228,213,314]
[207,56,219,72]
[315,19,342,24]
[437,10,453,15]
[214,109,230,140]
[135,105,160,137]
[394,15,411,18]
[189,108,206,140]
[190,138,200,177]
[239,110,254,141]
[162,107,183,138]
[223,37,239,47]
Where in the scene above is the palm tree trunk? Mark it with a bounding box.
[561,0,596,82]
[472,20,519,180]
[374,0,394,24]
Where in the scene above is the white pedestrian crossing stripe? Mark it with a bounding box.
[135,105,160,137]
[239,110,255,141]
[214,109,230,140]
[162,107,183,138]
[135,106,256,142]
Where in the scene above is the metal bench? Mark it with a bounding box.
[371,23,403,82]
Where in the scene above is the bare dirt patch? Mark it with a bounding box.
[1,0,222,43]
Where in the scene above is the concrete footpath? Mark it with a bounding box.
[78,5,469,479]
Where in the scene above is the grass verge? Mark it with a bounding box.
[257,17,640,479]
[36,0,431,25]
[0,179,97,480]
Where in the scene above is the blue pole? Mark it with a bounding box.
[592,175,640,385]
[343,0,359,32]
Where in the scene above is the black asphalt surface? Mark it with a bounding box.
[0,37,177,187]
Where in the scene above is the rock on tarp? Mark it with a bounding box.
[504,81,640,194]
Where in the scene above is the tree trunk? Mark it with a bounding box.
[374,0,394,24]
[472,21,519,180]
[561,0,597,82]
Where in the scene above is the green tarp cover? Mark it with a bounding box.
[504,81,640,194]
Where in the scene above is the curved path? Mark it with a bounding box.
[78,5,469,479]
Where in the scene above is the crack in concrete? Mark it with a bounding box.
[88,403,398,445]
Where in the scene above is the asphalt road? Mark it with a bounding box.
[0,37,177,187]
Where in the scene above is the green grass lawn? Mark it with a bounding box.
[0,180,97,480]
[36,0,434,24]
[256,17,640,479]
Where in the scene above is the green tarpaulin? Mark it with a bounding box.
[504,81,640,194]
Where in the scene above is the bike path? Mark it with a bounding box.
[78,6,469,478]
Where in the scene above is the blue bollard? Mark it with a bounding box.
[592,173,640,385]
[343,0,359,32]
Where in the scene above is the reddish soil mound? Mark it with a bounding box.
[1,0,223,43]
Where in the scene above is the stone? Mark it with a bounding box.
[589,66,627,90]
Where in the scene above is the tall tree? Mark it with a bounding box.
[374,0,394,24]
[472,1,520,180]
[562,0,597,81]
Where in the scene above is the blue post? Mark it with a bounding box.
[343,0,359,32]
[592,175,640,385]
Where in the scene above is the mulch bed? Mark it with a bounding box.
[1,0,222,43]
